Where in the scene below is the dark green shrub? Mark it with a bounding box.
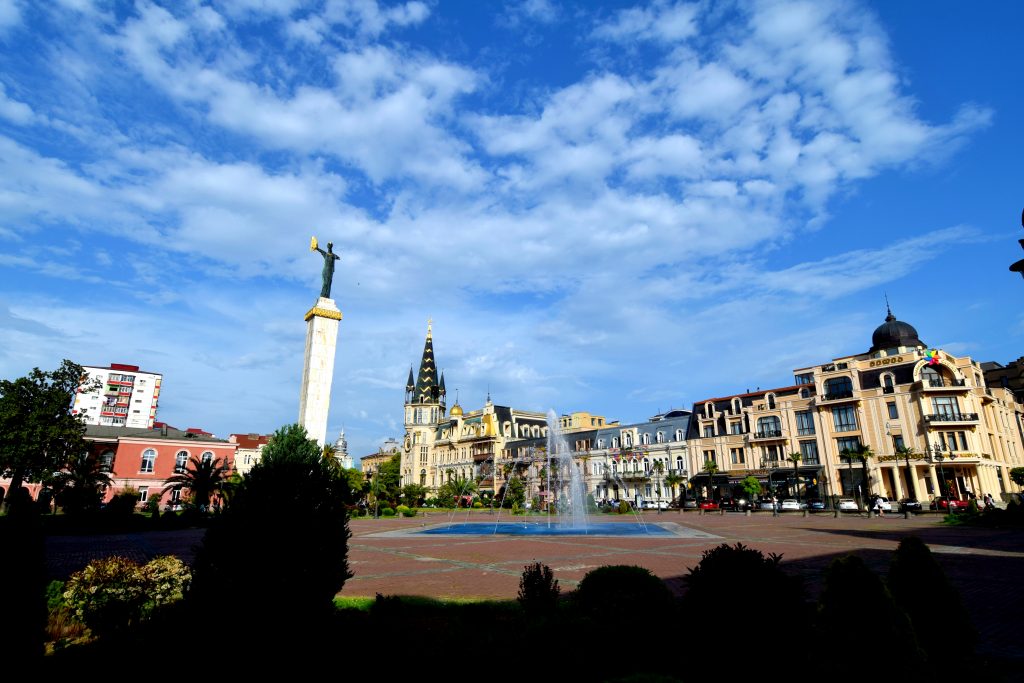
[966,498,980,515]
[105,488,140,516]
[189,423,352,632]
[888,536,976,673]
[617,501,630,514]
[574,565,672,620]
[817,555,923,675]
[401,507,416,517]
[518,562,560,616]
[472,500,483,509]
[381,507,396,516]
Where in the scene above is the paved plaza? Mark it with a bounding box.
[44,510,1024,665]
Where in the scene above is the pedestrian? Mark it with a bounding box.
[772,495,778,517]
[876,497,884,517]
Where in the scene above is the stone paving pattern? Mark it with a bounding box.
[45,510,1024,664]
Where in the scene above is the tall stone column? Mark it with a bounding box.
[298,297,342,447]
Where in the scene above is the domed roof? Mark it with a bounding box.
[450,403,464,417]
[869,308,925,353]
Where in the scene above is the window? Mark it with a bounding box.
[795,411,815,436]
[641,433,650,446]
[624,433,633,448]
[656,431,664,443]
[99,450,114,472]
[959,431,968,450]
[612,437,619,448]
[141,449,156,473]
[703,450,716,465]
[836,437,862,456]
[703,426,715,438]
[887,402,898,420]
[824,376,853,399]
[766,393,776,409]
[704,403,714,418]
[170,488,181,503]
[892,435,905,451]
[174,450,189,474]
[675,429,684,442]
[731,397,742,413]
[832,406,858,432]
[139,488,148,503]
[729,422,743,435]
[883,374,895,393]
[795,372,814,385]
[643,459,650,473]
[756,416,781,436]
[799,440,819,464]
[931,396,958,417]
[420,446,428,464]
[922,366,942,386]
[597,439,605,448]
[201,451,213,464]
[420,469,426,486]
[675,456,683,471]
[730,447,745,465]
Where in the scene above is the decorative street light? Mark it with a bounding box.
[929,443,952,514]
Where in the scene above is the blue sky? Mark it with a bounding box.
[1,0,1022,461]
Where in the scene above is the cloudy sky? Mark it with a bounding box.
[1,0,1021,460]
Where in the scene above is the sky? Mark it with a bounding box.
[1,0,1022,461]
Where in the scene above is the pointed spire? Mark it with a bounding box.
[414,320,438,403]
[885,293,895,322]
[439,371,446,395]
[406,367,415,391]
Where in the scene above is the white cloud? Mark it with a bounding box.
[0,0,22,33]
[0,83,33,124]
[592,2,699,44]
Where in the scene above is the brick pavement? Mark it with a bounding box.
[44,510,1024,664]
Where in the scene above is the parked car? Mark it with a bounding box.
[930,497,969,512]
[807,498,826,511]
[780,498,801,511]
[758,499,776,511]
[837,498,859,512]
[642,500,668,510]
[698,499,719,510]
[899,498,922,512]
[684,499,698,509]
[720,497,750,511]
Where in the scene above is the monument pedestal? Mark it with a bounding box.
[298,297,342,446]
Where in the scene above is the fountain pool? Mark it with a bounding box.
[418,521,675,536]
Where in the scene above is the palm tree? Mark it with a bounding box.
[665,473,685,511]
[162,454,231,512]
[786,452,802,503]
[651,460,665,512]
[895,444,920,500]
[854,444,875,503]
[702,459,719,502]
[50,452,113,515]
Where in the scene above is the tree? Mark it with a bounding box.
[436,474,477,508]
[739,475,761,503]
[853,444,875,501]
[49,451,113,515]
[189,423,351,633]
[1010,467,1024,488]
[161,454,231,512]
[0,360,92,505]
[786,452,802,502]
[401,483,427,507]
[664,473,684,511]
[702,459,719,501]
[502,476,526,509]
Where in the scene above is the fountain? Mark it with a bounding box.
[415,409,680,537]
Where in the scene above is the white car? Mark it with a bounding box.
[780,498,801,511]
[837,498,859,511]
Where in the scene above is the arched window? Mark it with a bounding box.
[201,451,213,464]
[824,376,853,398]
[922,366,942,387]
[641,433,650,446]
[704,403,714,418]
[756,416,781,436]
[883,373,895,393]
[420,469,426,486]
[676,456,683,471]
[643,458,650,474]
[612,437,620,448]
[675,429,684,442]
[174,450,189,474]
[624,433,633,448]
[656,431,664,443]
[731,397,742,414]
[140,449,156,473]
[766,393,776,409]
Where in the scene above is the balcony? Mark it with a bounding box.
[919,378,969,392]
[924,413,979,424]
[750,429,785,441]
[820,390,855,402]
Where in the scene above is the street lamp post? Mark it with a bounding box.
[930,444,951,514]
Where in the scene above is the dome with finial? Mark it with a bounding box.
[869,305,925,354]
[450,402,463,417]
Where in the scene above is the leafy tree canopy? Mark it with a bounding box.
[0,360,91,497]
